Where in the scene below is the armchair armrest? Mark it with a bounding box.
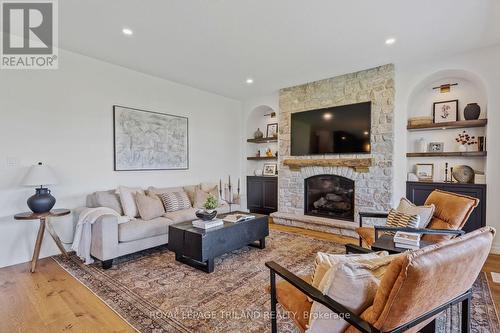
[265,261,379,333]
[359,212,389,228]
[374,226,465,241]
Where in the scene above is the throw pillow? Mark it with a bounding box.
[95,190,123,215]
[135,193,165,220]
[183,185,200,205]
[116,186,144,218]
[311,251,388,292]
[308,254,400,333]
[396,197,435,228]
[193,188,219,209]
[386,208,420,232]
[159,191,192,212]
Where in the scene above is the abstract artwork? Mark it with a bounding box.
[433,100,458,123]
[113,105,188,171]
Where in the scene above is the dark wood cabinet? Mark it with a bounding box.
[406,181,486,233]
[247,176,278,215]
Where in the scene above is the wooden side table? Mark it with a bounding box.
[14,209,71,272]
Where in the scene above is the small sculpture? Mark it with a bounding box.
[254,128,263,139]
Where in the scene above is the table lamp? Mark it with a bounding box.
[21,162,57,213]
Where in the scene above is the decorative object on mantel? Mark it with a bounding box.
[432,82,458,93]
[113,105,188,171]
[283,158,372,173]
[452,165,475,184]
[408,116,433,127]
[455,131,477,152]
[219,176,241,213]
[265,148,274,157]
[22,162,58,213]
[266,123,278,138]
[416,163,434,182]
[253,128,264,139]
[433,100,458,123]
[263,163,277,176]
[428,142,444,153]
[464,103,481,120]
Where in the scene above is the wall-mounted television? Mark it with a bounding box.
[290,101,371,156]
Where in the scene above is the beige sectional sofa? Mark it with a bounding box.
[84,184,239,268]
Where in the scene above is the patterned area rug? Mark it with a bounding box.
[53,230,499,333]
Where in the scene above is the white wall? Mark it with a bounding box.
[0,49,242,268]
[243,45,500,252]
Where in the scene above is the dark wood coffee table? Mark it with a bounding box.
[371,235,434,254]
[168,212,269,273]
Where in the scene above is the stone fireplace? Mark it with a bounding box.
[271,64,395,237]
[304,175,354,221]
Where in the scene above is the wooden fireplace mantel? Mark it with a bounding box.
[283,158,372,173]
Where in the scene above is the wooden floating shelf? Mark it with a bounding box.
[247,156,277,161]
[406,151,487,158]
[247,137,278,143]
[283,158,372,173]
[407,119,487,131]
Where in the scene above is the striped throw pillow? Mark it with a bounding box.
[385,208,420,235]
[159,191,192,212]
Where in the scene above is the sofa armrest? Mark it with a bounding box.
[91,215,119,261]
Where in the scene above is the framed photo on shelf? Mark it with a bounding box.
[428,142,444,153]
[266,123,278,138]
[263,163,277,176]
[433,100,458,123]
[416,163,434,182]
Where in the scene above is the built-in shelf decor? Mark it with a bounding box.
[247,156,277,161]
[246,138,278,143]
[283,158,372,173]
[407,119,487,131]
[406,151,487,158]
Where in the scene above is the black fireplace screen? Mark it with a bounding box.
[304,175,354,221]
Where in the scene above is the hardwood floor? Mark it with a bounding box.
[0,258,134,333]
[0,223,498,332]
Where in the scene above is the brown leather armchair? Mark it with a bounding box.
[356,189,479,247]
[266,226,495,333]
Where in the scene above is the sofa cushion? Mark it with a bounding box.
[148,186,185,195]
[159,191,192,212]
[118,217,173,243]
[116,186,144,218]
[135,192,165,220]
[183,185,200,205]
[163,207,197,223]
[95,190,123,215]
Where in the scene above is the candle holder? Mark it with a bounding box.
[219,175,241,213]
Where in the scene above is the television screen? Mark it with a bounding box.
[291,102,371,155]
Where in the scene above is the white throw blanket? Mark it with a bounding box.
[71,207,130,264]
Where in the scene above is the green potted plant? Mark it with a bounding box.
[196,194,219,221]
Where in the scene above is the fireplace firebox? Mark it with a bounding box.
[304,175,354,221]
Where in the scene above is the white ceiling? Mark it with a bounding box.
[60,0,500,100]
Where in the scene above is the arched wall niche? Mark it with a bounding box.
[405,69,488,181]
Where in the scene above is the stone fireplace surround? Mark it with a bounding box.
[271,64,395,237]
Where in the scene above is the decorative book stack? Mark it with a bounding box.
[192,218,223,230]
[393,231,421,250]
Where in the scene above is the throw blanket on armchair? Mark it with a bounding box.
[72,207,130,264]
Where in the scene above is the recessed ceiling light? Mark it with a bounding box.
[323,113,333,120]
[122,28,133,36]
[385,38,396,45]
[246,78,254,84]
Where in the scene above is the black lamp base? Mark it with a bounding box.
[27,187,56,213]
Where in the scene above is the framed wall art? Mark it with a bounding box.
[113,105,189,171]
[433,100,458,123]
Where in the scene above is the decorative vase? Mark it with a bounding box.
[27,187,56,213]
[417,137,427,153]
[195,209,217,221]
[254,128,263,139]
[464,103,480,120]
[458,144,467,152]
[452,165,475,183]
